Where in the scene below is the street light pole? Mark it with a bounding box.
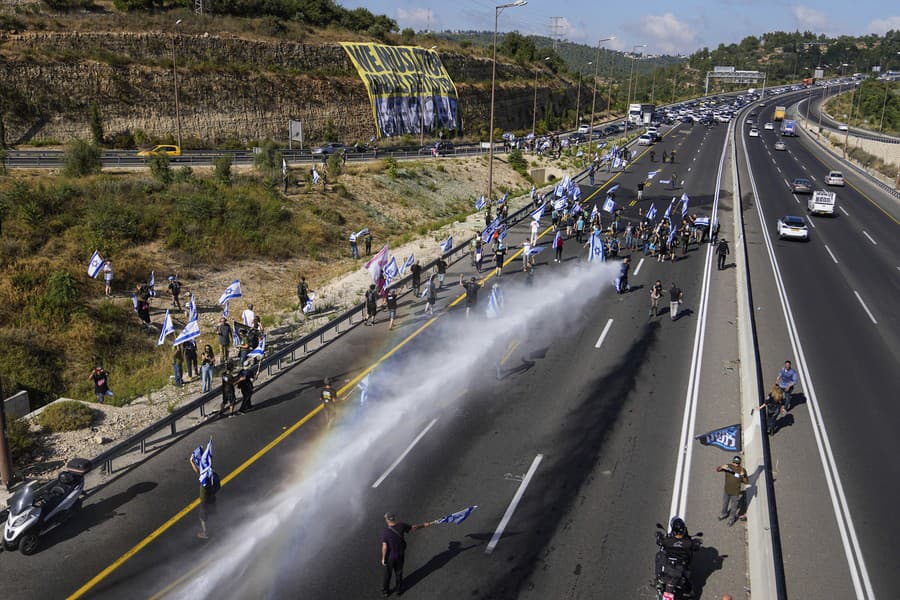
[488,1,527,205]
[574,62,591,130]
[588,37,614,158]
[532,56,550,139]
[171,19,183,149]
[623,44,646,139]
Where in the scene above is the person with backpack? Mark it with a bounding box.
[386,288,399,331]
[365,284,379,326]
[167,275,182,311]
[183,339,199,380]
[236,364,257,413]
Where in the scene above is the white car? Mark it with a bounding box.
[774,141,786,151]
[749,128,760,137]
[764,122,774,130]
[637,134,655,145]
[777,216,809,241]
[837,123,849,131]
[825,170,845,186]
[577,124,590,134]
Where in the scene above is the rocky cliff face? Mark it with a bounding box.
[0,32,580,145]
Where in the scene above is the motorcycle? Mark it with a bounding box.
[4,458,90,555]
[654,522,702,600]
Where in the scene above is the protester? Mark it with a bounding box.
[237,328,251,367]
[410,261,422,297]
[88,364,110,404]
[365,232,373,256]
[103,261,113,297]
[321,378,336,427]
[241,303,256,328]
[775,360,798,411]
[173,345,185,386]
[297,276,312,310]
[717,456,749,526]
[189,445,217,540]
[424,274,437,317]
[459,275,482,319]
[435,257,447,289]
[616,256,631,293]
[669,282,683,320]
[200,344,215,393]
[217,317,232,366]
[218,360,237,417]
[365,284,379,326]
[380,512,433,597]
[716,238,730,271]
[183,339,198,380]
[649,280,664,317]
[386,288,399,331]
[236,364,256,412]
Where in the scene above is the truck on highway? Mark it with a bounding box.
[807,190,836,216]
[802,77,815,86]
[780,119,797,136]
[628,103,655,125]
[773,105,786,121]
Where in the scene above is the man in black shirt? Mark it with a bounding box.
[219,361,238,417]
[380,512,433,597]
[410,261,422,297]
[167,275,182,310]
[716,238,730,270]
[459,275,482,319]
[436,257,447,289]
[386,289,399,330]
[236,366,256,413]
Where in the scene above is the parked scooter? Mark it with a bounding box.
[3,458,90,555]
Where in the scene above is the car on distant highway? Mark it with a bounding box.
[777,215,809,241]
[312,142,346,156]
[825,170,845,186]
[764,122,774,130]
[774,140,787,150]
[837,123,849,131]
[137,144,181,157]
[637,134,655,145]
[577,124,590,134]
[790,177,813,194]
[420,141,454,156]
[749,128,760,137]
[568,133,586,144]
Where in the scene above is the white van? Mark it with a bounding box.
[808,190,836,216]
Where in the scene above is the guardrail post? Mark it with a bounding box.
[170,421,177,436]
[140,438,146,454]
[104,458,112,474]
[200,402,206,418]
[320,331,326,344]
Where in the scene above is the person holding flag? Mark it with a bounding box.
[553,230,564,263]
[190,439,217,540]
[587,228,606,263]
[380,512,435,597]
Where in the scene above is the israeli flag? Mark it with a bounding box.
[553,197,567,211]
[498,227,508,242]
[663,202,672,220]
[613,156,622,170]
[148,271,157,296]
[572,184,582,201]
[382,257,399,284]
[173,316,200,346]
[195,439,213,487]
[648,170,660,179]
[247,334,266,360]
[87,251,106,279]
[440,236,453,254]
[232,322,241,347]
[357,373,370,405]
[475,195,486,211]
[187,294,197,322]
[436,505,478,525]
[681,197,689,217]
[303,293,316,314]
[695,216,710,227]
[590,205,599,221]
[659,179,671,185]
[561,174,571,190]
[525,244,546,256]
[222,300,229,318]
[696,424,742,452]
[668,228,677,246]
[588,231,606,262]
[553,231,562,248]
[312,167,320,185]
[282,157,288,176]
[218,280,242,305]
[355,227,369,239]
[554,183,565,198]
[530,185,536,199]
[647,203,658,221]
[531,204,546,222]
[401,254,415,275]
[157,309,175,346]
[498,192,509,206]
[602,197,616,213]
[607,184,620,194]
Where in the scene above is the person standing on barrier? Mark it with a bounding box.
[717,456,748,526]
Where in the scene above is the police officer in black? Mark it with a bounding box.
[218,360,237,417]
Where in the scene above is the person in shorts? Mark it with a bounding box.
[386,288,398,330]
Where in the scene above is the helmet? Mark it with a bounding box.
[670,517,687,536]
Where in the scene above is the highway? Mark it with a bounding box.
[0,119,759,599]
[737,96,899,600]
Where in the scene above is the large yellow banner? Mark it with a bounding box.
[341,42,462,138]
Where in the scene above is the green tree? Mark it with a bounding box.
[149,154,173,185]
[90,102,104,146]
[253,140,282,180]
[214,154,233,183]
[63,139,102,177]
[401,28,415,44]
[326,152,343,182]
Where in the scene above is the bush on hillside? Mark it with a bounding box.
[6,417,36,461]
[214,154,232,183]
[36,400,96,432]
[63,139,102,177]
[149,154,173,185]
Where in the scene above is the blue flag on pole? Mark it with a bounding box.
[475,195,486,211]
[696,424,742,452]
[440,236,453,254]
[157,309,175,346]
[191,439,214,487]
[148,271,156,297]
[681,193,689,217]
[187,294,197,322]
[647,203,658,221]
[589,230,606,262]
[590,205,599,221]
[218,280,242,305]
[607,184,620,194]
[498,227,508,243]
[436,505,478,525]
[222,300,229,319]
[303,293,316,314]
[602,197,616,213]
[382,257,399,285]
[87,251,106,279]
[173,316,200,346]
[358,372,371,405]
[401,254,415,275]
[648,170,660,179]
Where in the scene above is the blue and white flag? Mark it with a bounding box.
[173,316,200,346]
[588,231,606,262]
[498,227,508,243]
[486,285,503,319]
[590,205,600,221]
[553,231,562,248]
[247,334,266,360]
[602,197,616,213]
[355,227,369,239]
[681,193,690,217]
[659,179,671,185]
[572,184,582,201]
[530,184,536,199]
[382,257,399,284]
[148,271,156,296]
[475,195,486,211]
[647,203,658,221]
[531,204,546,222]
[663,201,673,220]
[87,251,106,279]
[312,167,321,185]
[187,294,197,322]
[222,301,229,318]
[696,424,742,452]
[400,254,415,275]
[157,309,175,346]
[695,216,710,227]
[282,157,288,176]
[218,280,242,305]
[435,505,478,525]
[303,293,316,314]
[554,183,565,198]
[553,197,567,211]
[232,322,241,347]
[440,236,453,254]
[667,228,677,246]
[648,170,660,179]
[358,372,371,405]
[498,192,509,206]
[561,174,571,191]
[192,439,213,487]
[525,244,546,256]
[607,184,620,194]
[613,156,622,170]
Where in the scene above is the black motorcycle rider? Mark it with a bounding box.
[655,517,697,594]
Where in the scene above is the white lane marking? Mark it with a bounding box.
[853,291,878,325]
[793,195,800,204]
[486,454,543,554]
[669,116,730,521]
[808,218,816,229]
[633,257,645,276]
[862,231,877,245]
[783,178,790,189]
[687,167,692,172]
[839,206,849,216]
[824,245,839,264]
[742,131,876,600]
[371,419,438,488]
[594,319,614,349]
[777,167,782,174]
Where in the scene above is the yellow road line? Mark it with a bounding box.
[499,340,521,367]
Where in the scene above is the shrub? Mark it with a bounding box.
[149,154,173,185]
[253,140,281,177]
[508,149,528,176]
[214,154,232,183]
[326,152,343,181]
[63,139,102,177]
[384,156,400,178]
[6,417,36,461]
[36,400,96,432]
[90,102,104,146]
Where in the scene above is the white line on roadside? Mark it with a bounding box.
[793,195,800,203]
[783,178,790,189]
[486,454,543,554]
[824,245,839,264]
[633,257,645,276]
[839,206,849,216]
[808,218,816,229]
[853,291,878,325]
[742,132,876,600]
[777,167,782,174]
[372,419,438,488]
[862,231,877,245]
[594,319,614,349]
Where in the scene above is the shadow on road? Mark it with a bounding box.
[403,541,480,592]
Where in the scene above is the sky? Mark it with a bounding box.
[340,0,900,56]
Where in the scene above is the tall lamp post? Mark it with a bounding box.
[574,61,591,130]
[171,19,183,149]
[531,56,551,139]
[587,36,615,157]
[623,44,647,139]
[488,0,527,205]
